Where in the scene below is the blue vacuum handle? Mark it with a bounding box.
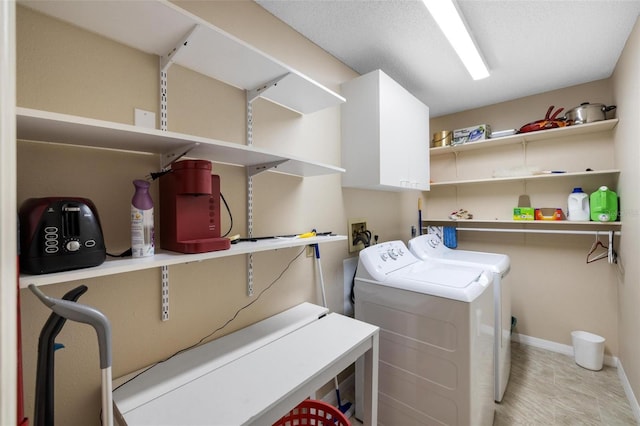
[29,284,112,369]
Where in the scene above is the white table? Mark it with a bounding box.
[113,303,379,425]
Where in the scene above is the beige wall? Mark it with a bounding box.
[17,2,639,424]
[429,80,620,355]
[428,23,640,417]
[15,2,412,424]
[612,15,640,412]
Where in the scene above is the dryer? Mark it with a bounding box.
[354,241,494,425]
[409,233,511,402]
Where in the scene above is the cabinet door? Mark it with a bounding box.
[341,69,430,191]
[379,73,429,190]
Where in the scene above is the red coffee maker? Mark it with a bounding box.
[159,160,230,253]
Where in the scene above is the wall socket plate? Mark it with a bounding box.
[306,245,315,258]
[348,218,368,253]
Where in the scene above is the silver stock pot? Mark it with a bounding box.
[564,102,616,125]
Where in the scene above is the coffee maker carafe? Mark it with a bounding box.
[159,160,231,253]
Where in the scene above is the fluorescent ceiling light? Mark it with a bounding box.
[422,0,490,80]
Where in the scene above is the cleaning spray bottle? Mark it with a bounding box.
[131,179,154,257]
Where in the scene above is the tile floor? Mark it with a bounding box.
[350,342,637,425]
[495,342,636,425]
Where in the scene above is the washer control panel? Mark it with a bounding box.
[408,233,449,260]
[358,240,419,281]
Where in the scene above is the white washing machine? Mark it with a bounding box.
[354,241,494,426]
[409,233,511,402]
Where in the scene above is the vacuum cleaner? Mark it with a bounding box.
[30,285,113,426]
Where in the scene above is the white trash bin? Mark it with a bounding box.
[571,330,605,371]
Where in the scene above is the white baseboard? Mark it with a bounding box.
[616,359,640,423]
[511,332,618,367]
[513,332,640,424]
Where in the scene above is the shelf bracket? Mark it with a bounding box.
[246,93,255,296]
[157,24,200,318]
[160,25,200,73]
[161,142,200,170]
[521,140,528,167]
[453,151,460,180]
[247,160,288,177]
[161,266,169,321]
[247,73,289,104]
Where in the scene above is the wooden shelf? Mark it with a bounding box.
[19,0,345,114]
[20,235,347,288]
[430,169,620,187]
[17,108,345,177]
[430,119,619,157]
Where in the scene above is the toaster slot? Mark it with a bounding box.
[62,205,81,237]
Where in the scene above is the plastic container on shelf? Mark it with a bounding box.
[590,186,618,222]
[568,187,590,221]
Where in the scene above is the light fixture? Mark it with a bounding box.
[422,0,490,80]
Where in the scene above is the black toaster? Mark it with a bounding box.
[19,197,106,274]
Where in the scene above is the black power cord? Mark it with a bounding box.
[113,246,306,392]
[220,192,233,238]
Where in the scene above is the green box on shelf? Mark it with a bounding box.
[513,207,535,221]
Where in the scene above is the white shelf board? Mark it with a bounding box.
[16,108,345,177]
[430,119,619,157]
[18,0,345,114]
[424,219,621,227]
[20,235,347,288]
[430,169,620,187]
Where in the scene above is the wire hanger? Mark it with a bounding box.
[587,231,608,264]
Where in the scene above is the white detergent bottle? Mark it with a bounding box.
[568,187,590,221]
[131,179,155,257]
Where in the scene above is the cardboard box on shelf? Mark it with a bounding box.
[453,124,491,145]
[535,208,564,221]
[513,207,535,221]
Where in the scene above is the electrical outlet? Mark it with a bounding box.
[306,245,315,258]
[348,218,368,253]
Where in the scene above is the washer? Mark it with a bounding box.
[409,233,511,402]
[354,241,494,426]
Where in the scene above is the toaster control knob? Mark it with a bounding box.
[66,240,81,252]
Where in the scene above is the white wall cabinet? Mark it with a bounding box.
[341,69,430,191]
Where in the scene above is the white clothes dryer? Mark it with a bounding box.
[354,241,495,426]
[409,233,511,402]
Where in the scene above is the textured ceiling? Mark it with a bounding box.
[256,0,640,117]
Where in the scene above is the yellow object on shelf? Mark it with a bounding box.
[298,232,316,238]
